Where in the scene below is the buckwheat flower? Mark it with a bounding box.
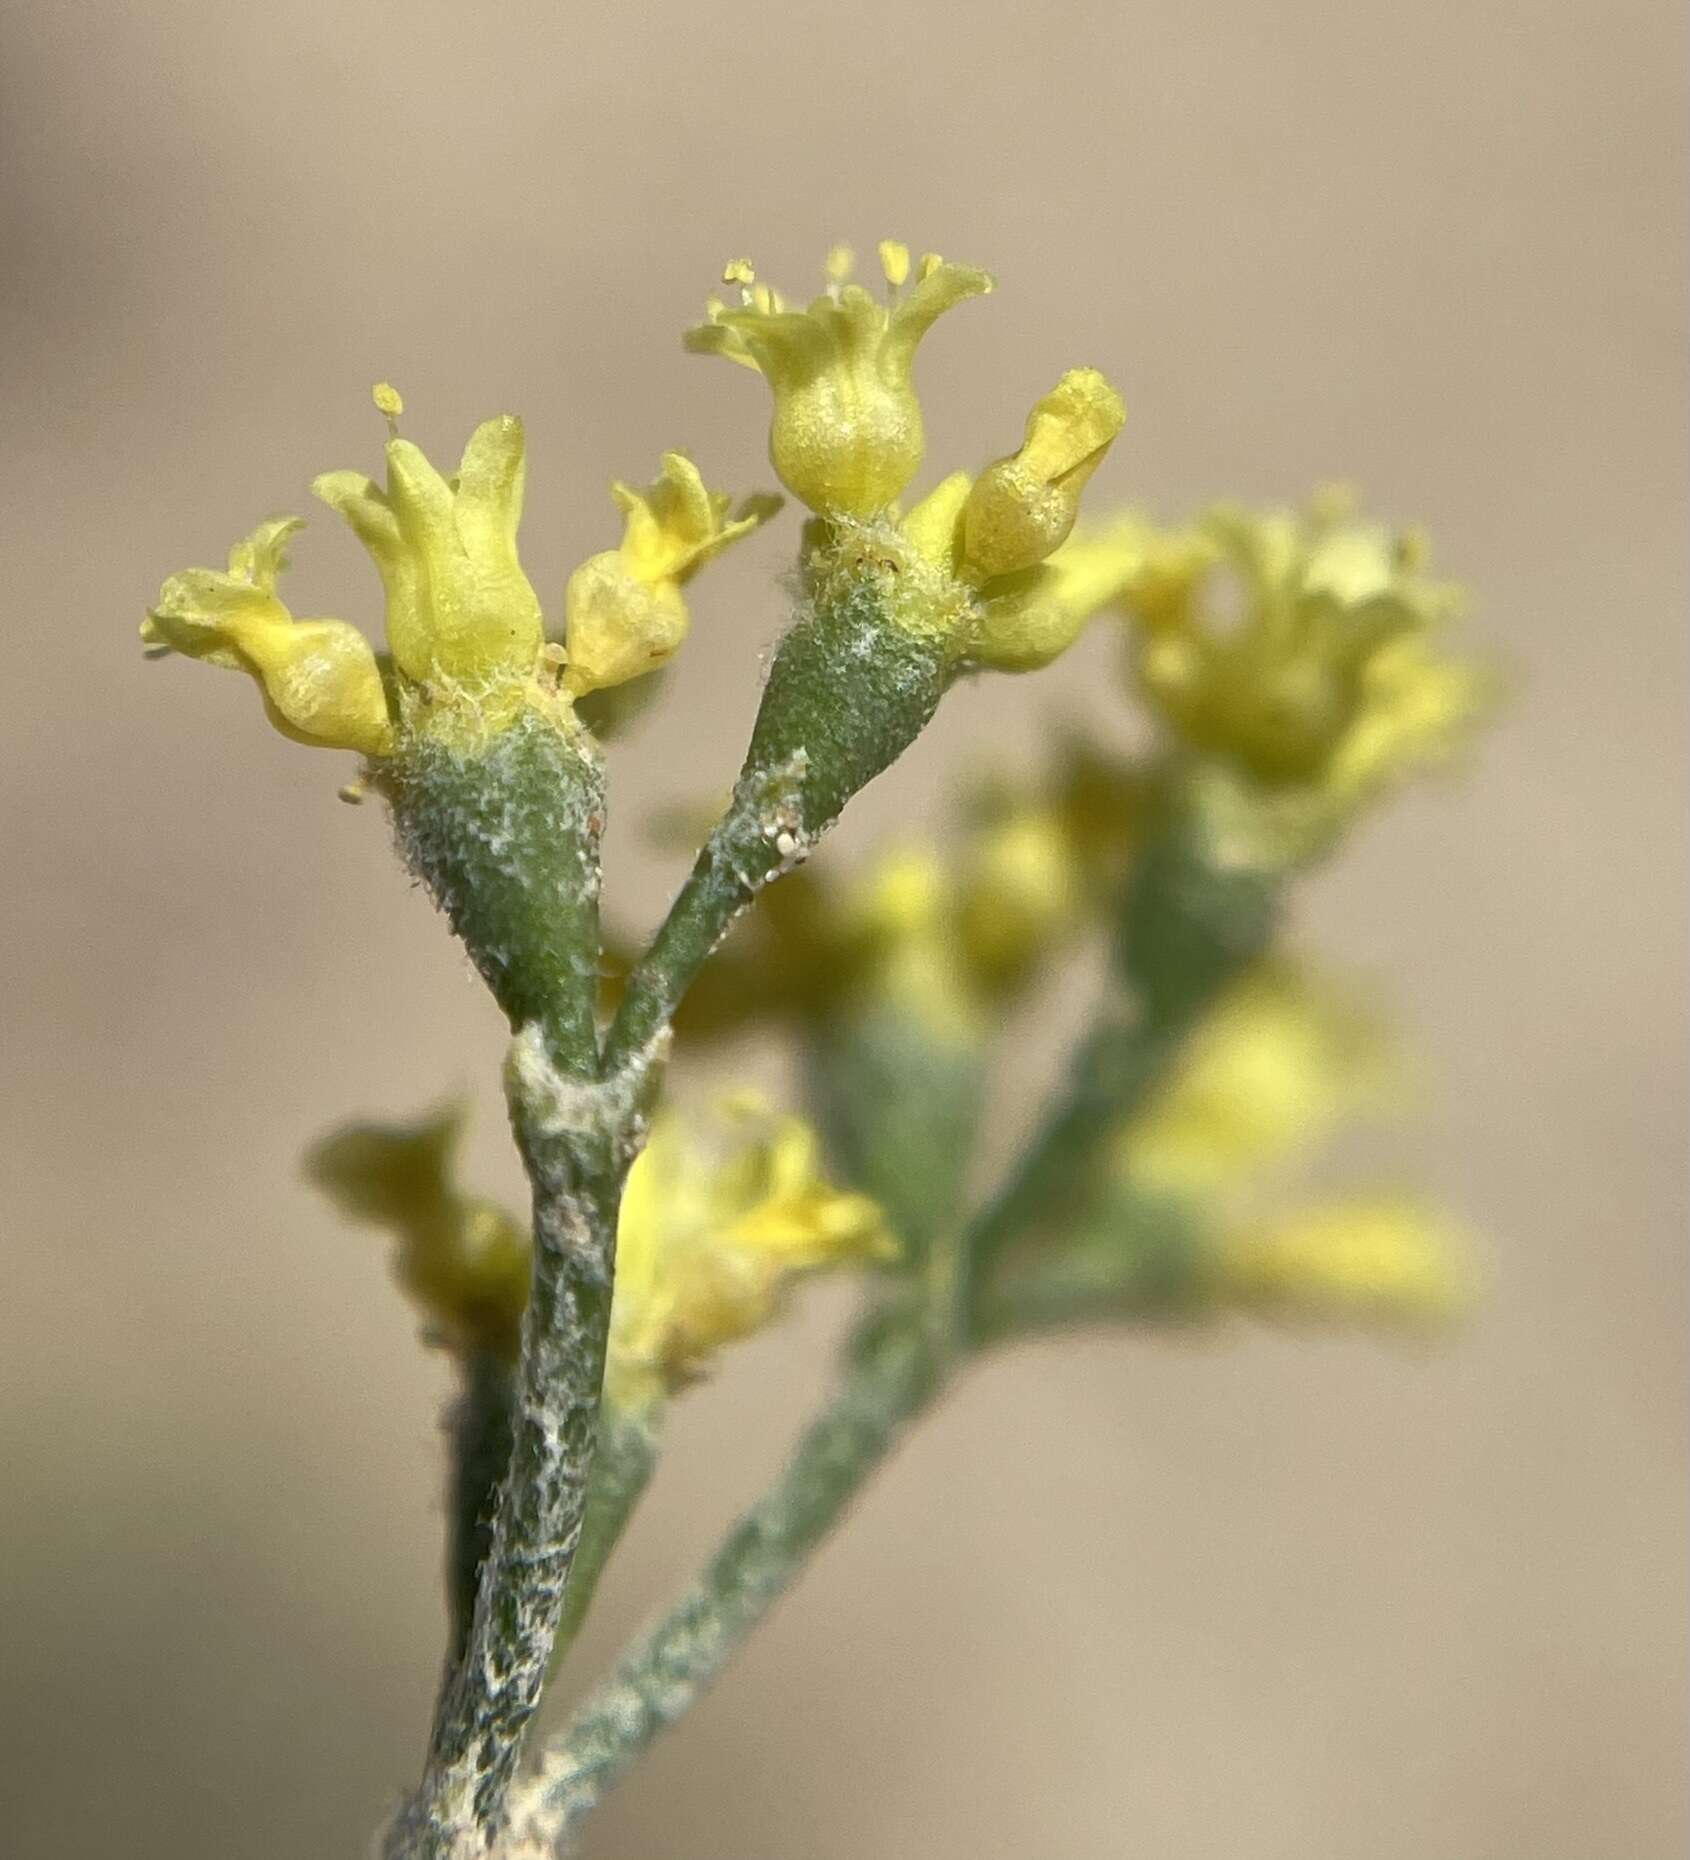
[563,452,780,695]
[314,409,543,693]
[1215,1197,1477,1329]
[1124,492,1490,808]
[606,1095,896,1409]
[961,369,1127,578]
[685,243,993,517]
[140,516,396,755]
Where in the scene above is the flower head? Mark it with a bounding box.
[686,244,993,517]
[314,406,543,693]
[608,1095,895,1408]
[563,452,779,695]
[1123,491,1490,809]
[141,517,396,755]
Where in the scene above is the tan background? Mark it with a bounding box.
[1,1,1684,1855]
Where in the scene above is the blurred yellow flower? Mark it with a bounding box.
[953,804,1087,996]
[141,517,396,756]
[608,1096,895,1408]
[686,244,992,517]
[1121,960,1396,1196]
[306,1101,531,1362]
[1215,1197,1477,1328]
[1122,491,1489,811]
[563,452,779,695]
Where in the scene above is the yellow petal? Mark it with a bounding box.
[563,551,690,695]
[144,520,395,755]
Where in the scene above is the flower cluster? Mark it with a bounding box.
[143,390,775,756]
[1119,488,1490,829]
[1114,961,1475,1330]
[688,244,1141,672]
[309,1095,893,1407]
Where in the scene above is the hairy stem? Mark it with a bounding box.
[505,1316,939,1850]
[388,1083,631,1858]
[603,573,950,1072]
[549,1406,661,1672]
[506,792,1287,1848]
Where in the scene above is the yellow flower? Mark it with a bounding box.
[953,804,1087,996]
[966,515,1152,671]
[961,369,1127,578]
[607,1095,895,1409]
[685,244,993,517]
[141,517,396,756]
[306,1101,531,1361]
[563,452,780,695]
[314,409,543,692]
[1123,491,1489,806]
[1120,960,1396,1196]
[1215,1197,1477,1329]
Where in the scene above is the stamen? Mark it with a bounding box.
[918,252,944,282]
[372,381,404,434]
[878,240,911,291]
[825,244,855,300]
[722,258,756,285]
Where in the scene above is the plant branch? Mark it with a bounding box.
[504,1313,939,1852]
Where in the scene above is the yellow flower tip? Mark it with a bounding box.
[606,1098,895,1409]
[877,240,911,288]
[685,243,993,517]
[371,380,404,423]
[962,368,1127,580]
[824,243,855,284]
[1220,1199,1478,1331]
[563,452,780,697]
[143,517,396,756]
[316,413,544,694]
[722,257,756,286]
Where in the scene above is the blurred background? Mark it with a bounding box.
[1,2,1683,1856]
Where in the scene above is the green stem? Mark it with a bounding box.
[443,1353,518,1676]
[380,714,638,1860]
[505,1315,941,1851]
[971,1192,1212,1344]
[550,1406,661,1672]
[960,804,1280,1315]
[604,575,950,1073]
[389,1088,631,1858]
[503,791,1288,1846]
